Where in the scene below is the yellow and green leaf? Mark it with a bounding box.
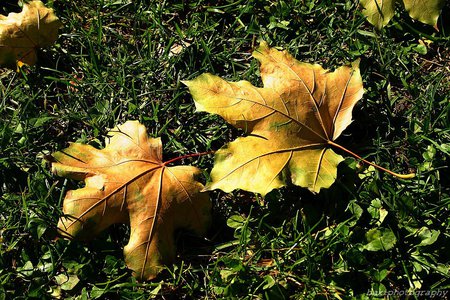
[184,41,364,195]
[360,0,445,29]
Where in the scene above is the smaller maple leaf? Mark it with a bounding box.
[0,0,62,68]
[360,0,445,29]
[50,121,211,281]
[184,41,364,195]
[403,0,445,28]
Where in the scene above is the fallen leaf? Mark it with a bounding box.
[50,121,211,280]
[0,0,62,67]
[184,41,363,195]
[403,0,445,28]
[360,0,445,29]
[359,0,395,29]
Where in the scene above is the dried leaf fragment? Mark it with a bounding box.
[50,121,211,280]
[184,41,364,195]
[0,0,62,67]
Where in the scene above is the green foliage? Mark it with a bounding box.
[1,0,449,299]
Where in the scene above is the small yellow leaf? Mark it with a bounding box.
[360,0,396,30]
[360,0,445,29]
[50,121,211,281]
[403,0,445,28]
[0,0,62,68]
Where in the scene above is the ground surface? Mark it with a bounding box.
[1,0,449,299]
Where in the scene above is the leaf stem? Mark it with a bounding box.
[163,151,215,166]
[327,141,415,179]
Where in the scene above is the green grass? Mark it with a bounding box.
[1,0,449,299]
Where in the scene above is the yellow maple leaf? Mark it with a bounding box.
[184,41,364,195]
[50,121,211,280]
[0,0,62,68]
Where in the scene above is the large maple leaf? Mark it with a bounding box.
[360,0,445,29]
[184,41,364,195]
[0,0,62,67]
[50,121,211,281]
